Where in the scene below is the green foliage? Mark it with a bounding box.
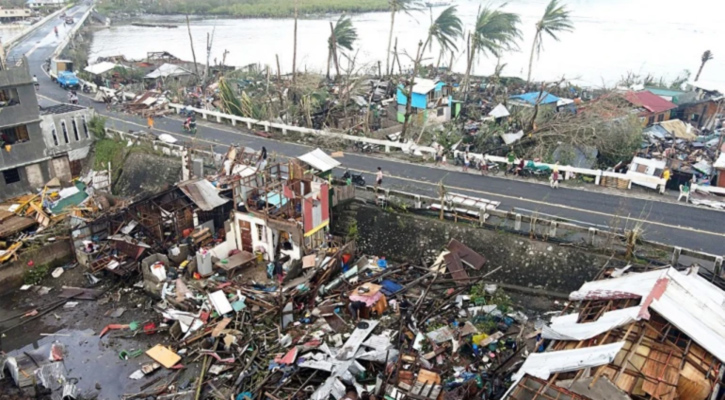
[472,5,522,59]
[534,0,574,55]
[330,15,358,52]
[218,77,244,117]
[89,115,107,139]
[427,6,463,53]
[346,219,359,242]
[24,264,49,285]
[98,0,388,17]
[93,138,126,171]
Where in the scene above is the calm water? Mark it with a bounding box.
[90,0,725,88]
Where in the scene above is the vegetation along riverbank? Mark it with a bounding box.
[96,0,389,18]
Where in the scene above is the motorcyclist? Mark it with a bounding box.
[183,115,197,132]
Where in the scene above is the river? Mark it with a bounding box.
[89,0,725,88]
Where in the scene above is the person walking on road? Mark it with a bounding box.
[54,26,58,38]
[33,75,39,91]
[147,116,154,132]
[375,167,383,189]
[463,151,470,172]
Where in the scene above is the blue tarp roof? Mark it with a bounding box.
[509,91,560,105]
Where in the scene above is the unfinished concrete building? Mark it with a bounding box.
[505,266,725,400]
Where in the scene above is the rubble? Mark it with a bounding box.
[0,143,533,398]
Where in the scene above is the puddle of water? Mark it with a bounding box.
[2,328,174,398]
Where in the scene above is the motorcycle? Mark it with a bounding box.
[82,84,92,93]
[182,120,197,135]
[354,141,378,153]
[342,170,366,187]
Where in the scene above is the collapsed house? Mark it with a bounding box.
[505,265,725,400]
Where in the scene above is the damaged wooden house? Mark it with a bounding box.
[505,266,725,400]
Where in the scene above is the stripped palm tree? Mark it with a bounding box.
[526,0,574,83]
[461,5,521,99]
[401,6,462,140]
[327,15,358,80]
[386,0,418,76]
[695,50,713,82]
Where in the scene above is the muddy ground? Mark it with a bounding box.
[0,266,170,399]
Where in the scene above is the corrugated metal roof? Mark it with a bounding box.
[542,307,640,341]
[178,179,229,211]
[511,341,626,382]
[569,267,725,363]
[412,78,438,94]
[625,90,677,113]
[509,91,560,105]
[297,148,341,173]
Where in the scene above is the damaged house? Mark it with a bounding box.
[505,265,725,400]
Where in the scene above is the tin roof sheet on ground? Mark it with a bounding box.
[656,119,697,141]
[446,239,485,270]
[714,153,725,169]
[488,103,510,118]
[178,179,229,211]
[297,148,341,173]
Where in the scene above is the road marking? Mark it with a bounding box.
[345,166,725,240]
[48,104,724,241]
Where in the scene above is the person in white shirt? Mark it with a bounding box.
[375,167,383,188]
[33,75,39,91]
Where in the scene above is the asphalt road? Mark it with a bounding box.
[10,9,725,256]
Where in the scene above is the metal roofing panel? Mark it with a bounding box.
[569,267,725,363]
[488,103,510,118]
[512,342,626,382]
[509,91,560,105]
[443,252,469,283]
[412,78,438,94]
[178,179,230,211]
[542,307,640,341]
[297,148,341,172]
[84,61,119,75]
[446,239,485,270]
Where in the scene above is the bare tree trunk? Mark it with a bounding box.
[386,10,396,76]
[527,31,538,83]
[393,37,402,75]
[330,22,340,79]
[695,61,705,82]
[378,61,382,78]
[292,0,298,86]
[449,50,454,71]
[435,50,442,71]
[401,39,427,142]
[462,33,475,102]
[326,48,331,80]
[275,54,281,81]
[185,15,200,83]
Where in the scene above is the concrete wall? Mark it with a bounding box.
[39,108,95,156]
[332,202,620,294]
[0,157,70,199]
[0,240,73,294]
[0,63,51,199]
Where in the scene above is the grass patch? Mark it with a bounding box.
[94,138,126,171]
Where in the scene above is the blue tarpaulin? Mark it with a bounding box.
[381,279,404,296]
[509,91,560,105]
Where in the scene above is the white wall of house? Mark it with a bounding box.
[233,211,303,263]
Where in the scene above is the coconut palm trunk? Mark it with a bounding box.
[526,32,538,83]
[292,0,298,86]
[386,10,396,76]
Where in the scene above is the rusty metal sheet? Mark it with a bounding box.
[447,239,486,270]
[444,252,469,283]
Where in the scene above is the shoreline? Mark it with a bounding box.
[106,9,388,24]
